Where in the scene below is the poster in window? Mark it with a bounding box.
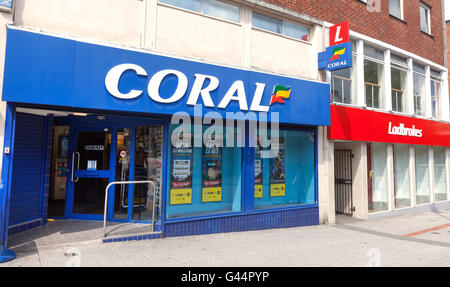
[58,135,69,158]
[202,134,222,202]
[254,141,263,199]
[270,137,285,197]
[170,131,193,205]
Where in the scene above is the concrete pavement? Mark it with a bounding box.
[1,210,449,267]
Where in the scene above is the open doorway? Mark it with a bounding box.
[48,126,70,218]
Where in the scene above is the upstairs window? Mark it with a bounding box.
[389,0,403,20]
[413,64,426,116]
[430,71,442,119]
[390,54,408,113]
[420,2,431,34]
[364,45,384,109]
[331,41,357,105]
[159,0,241,23]
[252,12,310,41]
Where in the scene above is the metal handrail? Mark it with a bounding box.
[103,180,157,239]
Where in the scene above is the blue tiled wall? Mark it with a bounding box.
[164,207,319,237]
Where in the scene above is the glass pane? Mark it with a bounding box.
[364,59,383,85]
[391,54,408,67]
[133,126,164,221]
[364,45,384,61]
[420,5,429,33]
[415,146,430,205]
[255,129,315,209]
[413,73,425,116]
[369,143,388,213]
[113,128,131,220]
[284,21,309,41]
[167,123,242,219]
[343,79,351,104]
[431,80,440,118]
[434,147,447,201]
[331,77,343,103]
[252,12,282,34]
[159,0,201,12]
[389,0,400,18]
[76,131,111,170]
[73,177,109,215]
[332,67,351,79]
[365,84,373,107]
[203,0,240,23]
[394,144,411,208]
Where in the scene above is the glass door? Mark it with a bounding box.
[68,128,114,220]
[111,125,164,223]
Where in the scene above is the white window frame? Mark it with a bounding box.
[430,76,442,119]
[364,47,385,110]
[158,0,241,24]
[420,2,431,34]
[251,11,311,42]
[389,0,404,20]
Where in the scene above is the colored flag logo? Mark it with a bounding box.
[330,46,346,62]
[270,85,291,105]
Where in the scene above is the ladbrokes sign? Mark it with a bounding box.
[329,105,450,147]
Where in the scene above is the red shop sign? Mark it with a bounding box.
[328,105,450,147]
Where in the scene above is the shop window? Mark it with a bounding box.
[389,0,403,20]
[415,145,430,205]
[391,66,407,113]
[393,144,411,208]
[166,123,242,219]
[252,12,310,41]
[433,147,447,202]
[413,64,426,116]
[331,54,357,105]
[368,143,389,213]
[159,0,241,23]
[420,2,431,34]
[430,76,441,119]
[254,129,316,209]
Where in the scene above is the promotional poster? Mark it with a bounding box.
[255,141,263,199]
[270,137,286,197]
[202,134,223,203]
[169,131,193,205]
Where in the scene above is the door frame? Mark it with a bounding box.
[65,126,116,221]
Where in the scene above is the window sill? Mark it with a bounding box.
[389,14,407,24]
[420,30,434,39]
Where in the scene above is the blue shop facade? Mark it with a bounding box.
[0,27,330,249]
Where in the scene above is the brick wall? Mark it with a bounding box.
[262,0,445,65]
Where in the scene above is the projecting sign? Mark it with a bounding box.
[325,42,352,71]
[329,21,349,46]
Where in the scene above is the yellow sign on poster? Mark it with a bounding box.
[270,183,285,197]
[170,188,192,205]
[255,185,263,198]
[202,187,222,202]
